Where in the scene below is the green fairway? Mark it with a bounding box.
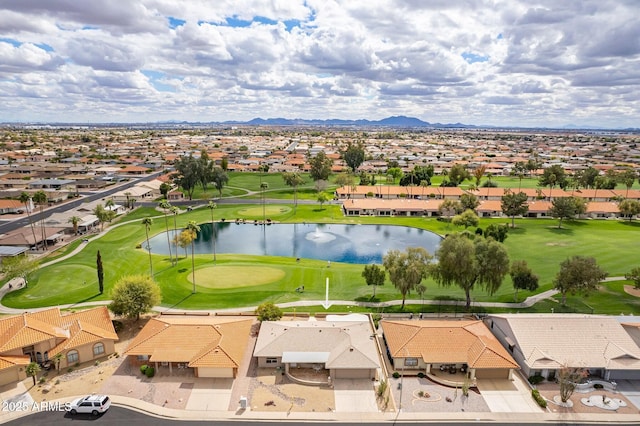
[3,199,640,314]
[192,265,286,289]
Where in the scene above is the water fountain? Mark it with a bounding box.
[305,226,336,243]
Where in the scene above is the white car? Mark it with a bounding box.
[66,395,111,416]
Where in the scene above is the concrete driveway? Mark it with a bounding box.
[476,376,542,413]
[333,379,378,412]
[615,379,640,410]
[185,378,233,411]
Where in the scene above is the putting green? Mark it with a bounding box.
[237,206,291,216]
[190,266,286,289]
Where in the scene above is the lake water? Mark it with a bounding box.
[147,223,441,264]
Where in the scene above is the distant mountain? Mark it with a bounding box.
[235,115,448,128]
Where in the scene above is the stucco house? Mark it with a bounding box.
[125,314,253,378]
[253,316,380,381]
[380,319,519,383]
[487,314,640,381]
[0,307,118,386]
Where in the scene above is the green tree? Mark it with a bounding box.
[97,250,104,294]
[387,167,403,183]
[221,157,228,171]
[159,200,173,265]
[509,260,538,301]
[484,223,509,243]
[19,192,38,249]
[52,352,63,374]
[211,166,229,197]
[207,201,217,262]
[255,302,283,321]
[549,197,578,228]
[431,233,510,310]
[141,217,153,276]
[473,165,487,187]
[343,141,366,172]
[172,154,199,200]
[26,362,41,387]
[539,164,568,191]
[554,256,607,305]
[460,193,480,212]
[362,263,386,298]
[93,204,110,231]
[625,267,640,289]
[186,221,200,292]
[447,164,471,186]
[618,168,638,198]
[580,166,599,189]
[452,209,479,229]
[317,192,330,209]
[159,182,171,198]
[619,199,640,221]
[197,150,215,193]
[282,172,305,209]
[32,190,48,251]
[438,199,463,220]
[501,190,529,228]
[383,247,431,309]
[108,274,162,321]
[308,151,333,182]
[511,162,527,190]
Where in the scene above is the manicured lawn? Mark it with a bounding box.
[3,203,640,314]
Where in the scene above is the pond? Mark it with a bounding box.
[147,223,441,264]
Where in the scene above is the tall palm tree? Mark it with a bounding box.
[159,200,173,266]
[19,192,38,250]
[32,190,48,251]
[186,220,201,293]
[170,206,179,265]
[141,217,153,276]
[260,182,268,223]
[68,216,80,235]
[207,201,217,262]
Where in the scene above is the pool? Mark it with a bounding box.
[147,223,441,264]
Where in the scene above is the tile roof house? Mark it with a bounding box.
[125,315,253,378]
[380,319,519,383]
[487,314,640,381]
[0,307,118,386]
[253,317,381,382]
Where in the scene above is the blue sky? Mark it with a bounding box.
[0,0,638,128]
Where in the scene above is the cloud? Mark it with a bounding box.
[0,0,638,127]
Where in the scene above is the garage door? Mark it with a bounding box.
[475,369,510,379]
[333,369,372,379]
[197,367,234,378]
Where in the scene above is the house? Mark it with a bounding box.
[487,314,640,381]
[380,319,519,383]
[253,315,380,382]
[0,307,118,386]
[125,314,253,378]
[0,200,26,215]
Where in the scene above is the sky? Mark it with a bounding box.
[1,0,639,128]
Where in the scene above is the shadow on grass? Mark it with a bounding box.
[354,295,381,303]
[548,226,574,235]
[620,221,640,228]
[166,293,196,310]
[70,293,104,306]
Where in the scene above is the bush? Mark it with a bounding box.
[145,367,155,378]
[417,372,425,378]
[532,389,547,408]
[392,371,400,379]
[376,379,387,398]
[528,374,544,385]
[140,364,148,374]
[594,383,604,389]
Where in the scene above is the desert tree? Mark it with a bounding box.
[308,151,333,182]
[509,260,538,301]
[558,366,588,403]
[625,267,640,289]
[501,190,529,228]
[282,172,305,210]
[553,256,607,305]
[343,141,366,172]
[619,199,640,221]
[362,263,386,298]
[383,247,431,309]
[317,192,331,209]
[452,209,479,229]
[108,274,161,321]
[255,302,283,321]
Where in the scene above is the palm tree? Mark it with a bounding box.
[32,190,48,251]
[68,216,81,235]
[141,217,153,276]
[186,220,201,293]
[420,180,429,199]
[207,201,217,262]
[19,192,38,250]
[260,182,268,223]
[159,200,173,266]
[170,206,179,265]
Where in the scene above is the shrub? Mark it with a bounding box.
[145,367,155,378]
[528,374,544,385]
[392,371,400,379]
[140,364,148,374]
[417,372,425,378]
[418,390,424,397]
[594,383,604,389]
[38,377,46,384]
[532,389,547,408]
[376,379,388,398]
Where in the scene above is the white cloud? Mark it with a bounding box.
[0,0,638,127]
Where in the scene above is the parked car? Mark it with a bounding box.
[66,395,111,416]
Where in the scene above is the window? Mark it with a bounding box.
[266,358,278,364]
[93,343,105,356]
[137,355,149,361]
[404,358,418,367]
[67,350,79,364]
